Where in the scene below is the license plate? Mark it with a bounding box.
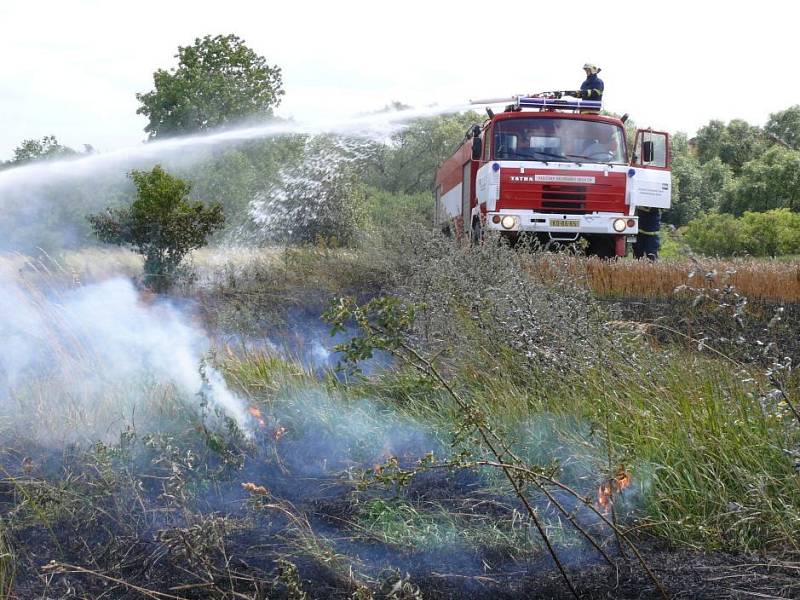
[550,219,580,228]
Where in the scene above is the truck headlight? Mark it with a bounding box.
[612,218,627,233]
[501,215,517,230]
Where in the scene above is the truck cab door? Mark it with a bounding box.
[628,129,672,209]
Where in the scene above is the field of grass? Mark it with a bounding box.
[0,236,798,599]
[524,253,800,302]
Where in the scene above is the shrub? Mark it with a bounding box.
[247,137,367,247]
[684,208,800,257]
[683,213,748,256]
[363,187,432,229]
[88,165,224,290]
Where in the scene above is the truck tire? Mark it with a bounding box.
[586,235,616,259]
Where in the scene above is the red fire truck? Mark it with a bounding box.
[434,95,671,257]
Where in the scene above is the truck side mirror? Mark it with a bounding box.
[472,138,482,160]
[642,141,654,163]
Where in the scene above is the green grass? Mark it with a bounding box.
[220,335,800,556]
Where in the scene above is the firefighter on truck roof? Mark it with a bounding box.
[566,63,604,114]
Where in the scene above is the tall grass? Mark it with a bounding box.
[0,528,13,600]
[523,254,800,301]
[323,227,800,555]
[18,246,800,302]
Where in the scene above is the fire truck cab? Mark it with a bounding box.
[434,96,671,257]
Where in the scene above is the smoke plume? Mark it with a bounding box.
[0,266,251,443]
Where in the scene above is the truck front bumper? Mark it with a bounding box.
[484,211,638,236]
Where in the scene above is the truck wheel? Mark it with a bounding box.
[586,235,616,259]
[500,231,519,248]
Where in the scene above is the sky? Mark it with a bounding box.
[0,0,798,160]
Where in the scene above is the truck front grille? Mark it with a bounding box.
[541,184,587,211]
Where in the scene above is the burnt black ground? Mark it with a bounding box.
[610,296,800,368]
[8,438,798,600]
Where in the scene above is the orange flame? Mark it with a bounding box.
[241,482,269,496]
[597,469,632,511]
[248,406,266,428]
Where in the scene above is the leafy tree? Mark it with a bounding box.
[665,133,733,227]
[721,146,800,215]
[88,165,224,290]
[10,135,76,164]
[695,119,767,173]
[136,34,284,139]
[363,111,482,194]
[695,120,725,164]
[765,105,800,149]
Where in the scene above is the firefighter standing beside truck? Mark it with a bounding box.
[633,206,661,260]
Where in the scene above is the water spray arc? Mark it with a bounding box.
[0,102,472,192]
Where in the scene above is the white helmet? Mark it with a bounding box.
[583,63,600,75]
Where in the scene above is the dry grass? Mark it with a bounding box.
[6,246,800,304]
[522,255,800,302]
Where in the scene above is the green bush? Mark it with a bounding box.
[88,165,224,290]
[363,187,432,229]
[721,146,800,215]
[684,208,800,257]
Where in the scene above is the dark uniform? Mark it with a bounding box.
[579,72,604,102]
[571,71,603,114]
[633,206,661,260]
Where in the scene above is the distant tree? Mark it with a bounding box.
[665,133,733,227]
[10,135,76,164]
[695,119,768,173]
[765,105,800,149]
[88,165,224,290]
[721,146,800,215]
[136,34,284,139]
[668,159,733,227]
[182,136,307,233]
[363,111,482,194]
[695,120,725,164]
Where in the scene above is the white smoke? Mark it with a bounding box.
[0,270,251,443]
[0,101,474,442]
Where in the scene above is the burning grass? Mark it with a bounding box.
[3,340,795,598]
[0,234,799,598]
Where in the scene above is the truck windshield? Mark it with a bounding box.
[493,118,627,164]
